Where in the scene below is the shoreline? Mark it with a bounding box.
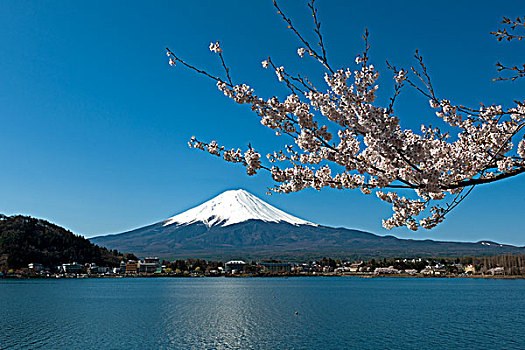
[2,273,524,280]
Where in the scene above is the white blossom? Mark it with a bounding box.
[429,99,439,108]
[394,70,407,84]
[517,139,525,158]
[275,66,285,81]
[209,41,222,53]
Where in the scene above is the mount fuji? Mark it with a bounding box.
[162,189,314,228]
[91,189,525,260]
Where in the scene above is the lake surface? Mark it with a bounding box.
[1,277,524,349]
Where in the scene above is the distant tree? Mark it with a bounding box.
[369,259,377,269]
[166,2,524,231]
[244,263,258,274]
[168,260,187,272]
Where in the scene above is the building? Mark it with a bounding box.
[465,264,476,274]
[260,262,292,273]
[488,267,505,275]
[421,266,447,275]
[138,257,160,274]
[374,266,400,274]
[28,263,44,272]
[125,261,138,275]
[119,261,127,274]
[225,260,246,274]
[348,262,364,272]
[87,263,97,274]
[62,262,84,274]
[87,264,109,274]
[420,267,433,275]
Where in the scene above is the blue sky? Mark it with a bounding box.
[1,0,524,244]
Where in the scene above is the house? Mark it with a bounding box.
[348,261,364,272]
[374,266,400,274]
[225,260,246,274]
[62,262,84,274]
[420,267,433,275]
[322,266,333,273]
[28,263,44,272]
[260,262,292,273]
[488,267,505,275]
[421,266,447,275]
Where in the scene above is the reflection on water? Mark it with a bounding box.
[1,277,525,349]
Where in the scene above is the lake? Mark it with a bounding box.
[1,277,524,349]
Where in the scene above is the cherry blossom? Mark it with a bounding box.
[167,2,525,231]
[209,41,222,53]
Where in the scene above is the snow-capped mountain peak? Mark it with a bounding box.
[163,189,316,228]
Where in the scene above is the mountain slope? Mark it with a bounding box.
[91,190,525,260]
[0,214,135,270]
[164,189,314,227]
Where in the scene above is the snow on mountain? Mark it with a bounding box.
[163,189,316,228]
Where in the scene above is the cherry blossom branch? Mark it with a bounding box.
[307,0,329,68]
[494,62,525,81]
[491,16,525,81]
[491,16,525,42]
[165,48,232,87]
[165,4,525,231]
[208,41,235,87]
[265,57,306,95]
[273,0,334,73]
[265,57,319,93]
[385,62,406,114]
[444,164,525,189]
[441,185,476,220]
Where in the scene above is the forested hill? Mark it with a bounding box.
[0,214,135,270]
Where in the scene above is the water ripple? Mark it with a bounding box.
[1,277,525,349]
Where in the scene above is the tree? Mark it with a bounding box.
[165,1,525,231]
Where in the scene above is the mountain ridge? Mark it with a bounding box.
[90,189,525,260]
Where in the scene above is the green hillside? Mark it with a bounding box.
[0,214,134,270]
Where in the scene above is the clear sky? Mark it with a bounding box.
[1,0,524,244]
